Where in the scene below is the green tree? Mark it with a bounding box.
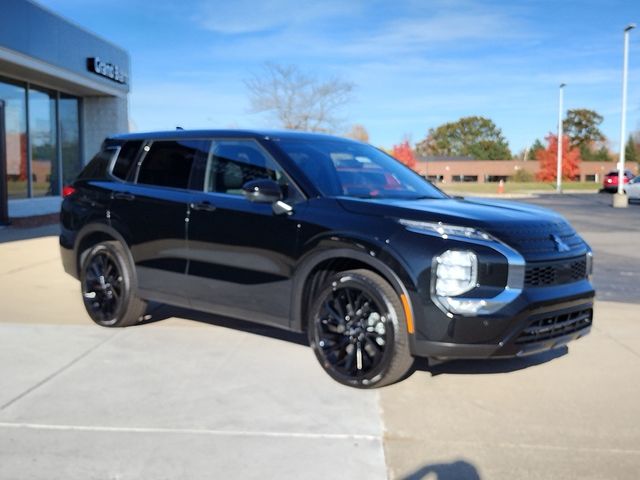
[415,116,512,160]
[528,138,544,160]
[626,134,639,163]
[562,109,605,149]
[580,144,610,162]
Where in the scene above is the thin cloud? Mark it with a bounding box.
[193,0,363,34]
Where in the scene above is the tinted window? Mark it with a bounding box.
[112,140,142,180]
[277,139,447,200]
[77,147,118,180]
[137,140,207,189]
[205,139,303,202]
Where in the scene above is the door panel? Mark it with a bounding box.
[186,193,299,327]
[185,138,302,328]
[109,182,191,297]
[108,139,209,299]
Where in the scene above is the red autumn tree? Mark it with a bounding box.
[391,140,417,170]
[536,134,581,181]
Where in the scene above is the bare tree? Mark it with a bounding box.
[245,63,354,133]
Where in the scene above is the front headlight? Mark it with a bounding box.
[435,250,477,296]
[398,219,494,241]
[586,250,594,277]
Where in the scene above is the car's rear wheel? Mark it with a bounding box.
[80,241,147,327]
[308,269,414,388]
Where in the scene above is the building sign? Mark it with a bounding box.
[87,57,127,84]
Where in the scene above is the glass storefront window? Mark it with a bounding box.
[1,79,80,201]
[59,95,81,186]
[29,87,58,196]
[0,80,28,199]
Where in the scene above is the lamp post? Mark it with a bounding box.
[556,83,566,193]
[613,23,636,208]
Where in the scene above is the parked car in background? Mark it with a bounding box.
[603,169,635,192]
[60,130,595,388]
[626,175,640,201]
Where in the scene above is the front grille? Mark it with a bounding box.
[515,308,592,345]
[525,256,587,287]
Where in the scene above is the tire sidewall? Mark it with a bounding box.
[308,271,402,388]
[80,241,134,327]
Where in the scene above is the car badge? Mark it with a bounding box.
[551,234,570,252]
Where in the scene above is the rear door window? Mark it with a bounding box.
[136,140,209,189]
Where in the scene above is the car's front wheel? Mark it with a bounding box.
[308,269,414,388]
[80,241,147,327]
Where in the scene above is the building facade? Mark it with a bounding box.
[0,0,130,223]
[415,157,639,184]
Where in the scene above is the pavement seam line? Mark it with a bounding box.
[593,325,640,361]
[1,257,58,276]
[385,436,640,456]
[0,330,122,411]
[375,390,392,479]
[0,422,381,441]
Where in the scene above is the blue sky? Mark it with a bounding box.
[40,0,640,153]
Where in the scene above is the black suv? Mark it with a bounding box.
[60,130,595,388]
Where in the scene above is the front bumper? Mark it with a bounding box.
[410,286,594,359]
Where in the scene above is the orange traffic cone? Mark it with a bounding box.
[498,179,505,194]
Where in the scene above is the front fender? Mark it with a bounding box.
[289,235,416,332]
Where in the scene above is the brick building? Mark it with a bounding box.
[415,156,638,184]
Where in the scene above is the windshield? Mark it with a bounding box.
[276,139,447,200]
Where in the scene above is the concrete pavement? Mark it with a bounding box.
[0,322,387,480]
[0,236,387,478]
[380,300,640,479]
[1,193,639,479]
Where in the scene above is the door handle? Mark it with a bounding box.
[190,201,216,212]
[113,192,135,201]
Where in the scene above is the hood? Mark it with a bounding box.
[337,196,588,261]
[337,196,564,228]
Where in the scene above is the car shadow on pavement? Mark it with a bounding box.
[139,302,568,375]
[414,346,568,376]
[401,460,481,480]
[140,302,309,347]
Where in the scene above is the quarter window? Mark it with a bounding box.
[137,140,208,189]
[112,140,142,180]
[77,147,118,180]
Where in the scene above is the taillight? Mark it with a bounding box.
[62,185,76,198]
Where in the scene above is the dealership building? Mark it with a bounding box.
[0,0,130,224]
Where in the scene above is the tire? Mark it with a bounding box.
[307,269,414,388]
[80,240,147,327]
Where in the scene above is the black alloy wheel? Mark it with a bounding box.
[83,248,122,323]
[80,241,147,327]
[308,269,414,388]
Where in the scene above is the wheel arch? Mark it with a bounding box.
[74,222,134,279]
[290,247,415,333]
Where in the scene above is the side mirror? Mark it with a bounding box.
[242,179,283,204]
